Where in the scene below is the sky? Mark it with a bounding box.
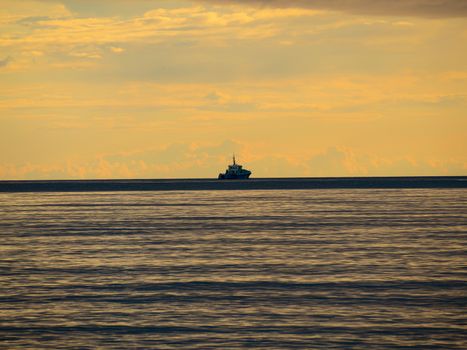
[0,0,466,179]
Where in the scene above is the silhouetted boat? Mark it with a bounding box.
[218,155,252,179]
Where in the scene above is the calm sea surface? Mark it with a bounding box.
[1,189,466,349]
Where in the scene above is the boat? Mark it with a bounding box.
[218,155,252,179]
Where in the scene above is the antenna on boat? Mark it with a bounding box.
[233,154,236,165]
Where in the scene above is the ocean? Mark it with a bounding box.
[1,183,466,349]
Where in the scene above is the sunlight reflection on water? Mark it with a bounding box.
[1,189,466,349]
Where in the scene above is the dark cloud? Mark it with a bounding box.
[0,57,11,68]
[16,16,51,25]
[201,0,467,18]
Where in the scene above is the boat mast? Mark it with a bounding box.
[233,154,236,165]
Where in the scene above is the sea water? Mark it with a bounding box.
[1,189,466,349]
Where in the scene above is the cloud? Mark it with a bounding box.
[2,2,464,81]
[110,46,125,54]
[2,142,465,180]
[308,147,366,176]
[16,15,52,25]
[249,155,307,177]
[0,140,247,179]
[201,0,467,18]
[0,56,11,67]
[307,147,467,177]
[0,4,320,52]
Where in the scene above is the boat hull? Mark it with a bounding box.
[218,173,251,180]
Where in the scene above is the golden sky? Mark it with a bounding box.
[1,0,466,179]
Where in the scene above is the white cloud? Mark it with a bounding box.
[1,143,466,180]
[110,46,125,53]
[307,147,467,177]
